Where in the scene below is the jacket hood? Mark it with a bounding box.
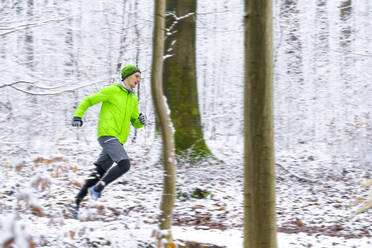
[117,83,135,94]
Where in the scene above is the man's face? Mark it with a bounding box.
[125,72,141,89]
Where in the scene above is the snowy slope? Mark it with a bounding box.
[0,136,371,247]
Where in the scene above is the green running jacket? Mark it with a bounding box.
[74,84,143,144]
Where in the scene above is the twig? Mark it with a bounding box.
[275,162,318,183]
[0,17,68,36]
[0,81,36,89]
[1,80,107,95]
[63,241,78,248]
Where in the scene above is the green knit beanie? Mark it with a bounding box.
[121,64,141,81]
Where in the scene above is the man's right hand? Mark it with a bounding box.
[72,116,83,127]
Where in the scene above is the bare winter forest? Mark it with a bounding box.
[0,0,371,247]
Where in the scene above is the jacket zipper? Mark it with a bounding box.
[119,91,130,137]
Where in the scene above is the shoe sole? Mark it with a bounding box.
[89,187,101,200]
[67,204,79,220]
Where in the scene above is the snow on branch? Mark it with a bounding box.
[0,80,106,95]
[0,215,35,248]
[165,11,195,21]
[163,54,174,60]
[0,17,68,36]
[196,10,231,15]
[349,180,372,218]
[165,11,195,34]
[0,81,37,89]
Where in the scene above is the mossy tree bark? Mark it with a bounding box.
[151,0,176,246]
[243,0,277,247]
[163,0,213,161]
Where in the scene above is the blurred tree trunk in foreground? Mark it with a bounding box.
[243,0,277,247]
[163,0,213,162]
[151,0,176,246]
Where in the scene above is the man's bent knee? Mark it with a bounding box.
[117,159,130,173]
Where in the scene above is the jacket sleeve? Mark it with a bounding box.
[130,97,144,129]
[73,86,111,117]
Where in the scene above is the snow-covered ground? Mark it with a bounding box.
[0,134,370,247]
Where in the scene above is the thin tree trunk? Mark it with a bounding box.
[25,0,36,149]
[103,3,113,83]
[65,0,74,77]
[134,0,141,141]
[117,0,128,73]
[313,0,330,147]
[279,0,304,152]
[339,0,352,85]
[337,0,352,160]
[25,0,34,71]
[151,0,176,246]
[243,0,277,247]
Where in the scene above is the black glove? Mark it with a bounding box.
[139,113,146,125]
[72,116,83,127]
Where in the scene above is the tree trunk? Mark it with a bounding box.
[163,0,212,161]
[339,0,352,84]
[25,0,34,71]
[340,0,352,48]
[312,0,330,147]
[117,0,129,73]
[151,0,176,246]
[64,0,74,77]
[243,0,277,247]
[134,0,141,141]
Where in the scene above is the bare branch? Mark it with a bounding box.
[165,11,195,33]
[0,17,68,36]
[0,81,36,89]
[2,80,106,95]
[276,163,319,183]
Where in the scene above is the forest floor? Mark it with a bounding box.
[0,138,371,247]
